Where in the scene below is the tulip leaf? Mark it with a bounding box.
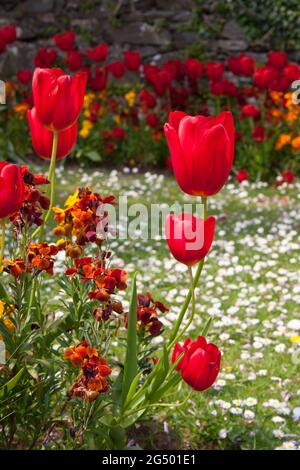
[121,272,138,406]
[0,367,25,399]
[124,371,142,408]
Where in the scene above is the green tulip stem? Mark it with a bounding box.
[168,196,208,346]
[0,218,6,270]
[32,131,59,241]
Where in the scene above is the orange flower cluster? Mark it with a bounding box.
[64,340,112,401]
[53,188,115,254]
[125,292,168,336]
[66,256,127,321]
[3,242,58,277]
[9,166,50,229]
[270,92,300,153]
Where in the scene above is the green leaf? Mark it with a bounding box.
[86,150,102,162]
[0,279,10,303]
[121,272,138,406]
[0,368,25,399]
[124,371,142,408]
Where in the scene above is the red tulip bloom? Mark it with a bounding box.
[27,107,78,160]
[172,336,221,391]
[146,113,160,129]
[32,68,87,132]
[108,61,125,78]
[241,104,261,120]
[253,66,274,89]
[17,69,32,85]
[164,111,234,196]
[239,54,255,76]
[86,43,108,62]
[281,170,295,184]
[252,125,265,143]
[0,25,16,44]
[66,50,83,71]
[284,63,300,82]
[206,61,224,81]
[185,58,203,80]
[123,50,141,71]
[139,89,157,109]
[268,51,287,70]
[34,48,57,68]
[236,169,249,183]
[54,31,75,52]
[165,213,216,266]
[89,66,107,91]
[0,162,25,219]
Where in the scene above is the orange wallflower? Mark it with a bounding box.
[275,133,292,151]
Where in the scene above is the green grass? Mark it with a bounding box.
[30,162,300,449]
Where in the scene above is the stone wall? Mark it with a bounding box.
[0,0,297,77]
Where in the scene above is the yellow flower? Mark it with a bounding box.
[65,189,80,209]
[125,90,136,107]
[0,301,15,331]
[275,134,291,150]
[114,114,121,124]
[291,136,300,150]
[290,335,300,343]
[79,119,93,138]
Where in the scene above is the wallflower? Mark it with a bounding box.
[53,187,115,247]
[291,136,300,150]
[275,134,291,150]
[0,301,14,332]
[125,292,168,336]
[124,90,136,107]
[3,242,58,277]
[64,340,112,401]
[80,119,93,138]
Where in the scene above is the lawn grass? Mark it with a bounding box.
[28,161,300,450]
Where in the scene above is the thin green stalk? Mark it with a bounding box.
[32,131,58,241]
[0,218,6,270]
[168,196,207,344]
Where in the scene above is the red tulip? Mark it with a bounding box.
[27,107,78,160]
[236,169,249,183]
[206,61,224,81]
[32,68,87,132]
[0,162,25,219]
[139,89,157,109]
[241,104,261,120]
[17,69,32,85]
[284,63,300,83]
[108,61,125,78]
[86,43,108,62]
[34,48,57,68]
[253,66,276,89]
[146,113,160,129]
[252,125,265,143]
[0,25,16,44]
[66,50,83,72]
[281,170,295,184]
[123,50,141,71]
[165,213,216,266]
[185,58,203,80]
[89,66,107,91]
[172,336,221,391]
[268,51,287,69]
[54,31,75,52]
[164,111,234,196]
[239,54,255,76]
